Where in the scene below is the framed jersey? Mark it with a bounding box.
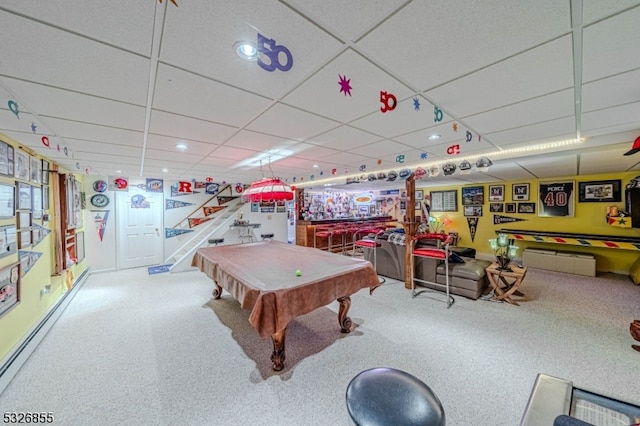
[538,180,575,217]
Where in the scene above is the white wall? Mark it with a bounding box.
[83,178,290,272]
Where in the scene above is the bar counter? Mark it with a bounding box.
[296,216,395,248]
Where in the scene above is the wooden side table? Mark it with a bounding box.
[485,262,528,305]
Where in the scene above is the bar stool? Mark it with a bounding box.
[207,238,224,246]
[346,367,445,426]
[351,225,379,257]
[332,224,350,255]
[314,225,334,252]
[410,233,454,308]
[353,227,385,284]
[260,233,274,241]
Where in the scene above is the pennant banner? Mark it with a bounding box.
[203,205,226,216]
[466,217,478,242]
[493,215,528,225]
[165,228,194,238]
[18,251,43,276]
[188,217,213,228]
[170,182,199,197]
[165,199,194,210]
[32,224,51,245]
[92,210,110,242]
[217,196,238,205]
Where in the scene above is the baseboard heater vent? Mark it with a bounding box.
[0,268,89,394]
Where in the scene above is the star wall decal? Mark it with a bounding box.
[159,0,178,6]
[338,74,352,96]
[31,122,37,133]
[420,152,428,160]
[413,97,420,111]
[452,122,458,132]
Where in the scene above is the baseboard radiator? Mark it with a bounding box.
[523,249,596,277]
[0,269,89,395]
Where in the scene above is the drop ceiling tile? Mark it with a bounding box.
[281,0,408,42]
[486,117,576,146]
[159,0,343,99]
[425,35,574,119]
[0,78,146,131]
[582,6,640,82]
[0,12,150,105]
[223,130,296,153]
[356,0,570,90]
[581,101,640,133]
[153,65,273,127]
[581,69,640,112]
[246,103,340,140]
[463,89,575,135]
[307,125,383,151]
[1,1,155,56]
[149,110,238,144]
[349,97,451,139]
[282,49,415,122]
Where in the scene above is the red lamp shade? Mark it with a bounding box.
[241,177,294,202]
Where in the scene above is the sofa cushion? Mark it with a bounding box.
[436,258,491,280]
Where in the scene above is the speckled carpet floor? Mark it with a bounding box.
[0,265,639,425]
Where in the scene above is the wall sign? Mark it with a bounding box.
[90,194,109,208]
[538,181,575,217]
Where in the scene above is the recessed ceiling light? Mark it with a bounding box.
[233,41,258,61]
[162,168,169,173]
[116,170,122,173]
[428,134,441,140]
[313,164,319,168]
[175,142,188,151]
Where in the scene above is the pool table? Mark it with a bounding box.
[192,240,380,371]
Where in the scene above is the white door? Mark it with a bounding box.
[117,185,163,269]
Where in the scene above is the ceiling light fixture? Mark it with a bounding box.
[428,134,441,140]
[242,159,294,202]
[234,41,258,61]
[175,142,188,151]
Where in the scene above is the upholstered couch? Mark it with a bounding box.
[362,231,490,300]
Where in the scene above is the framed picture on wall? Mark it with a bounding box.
[0,262,21,318]
[7,146,14,176]
[429,190,458,212]
[415,190,423,200]
[14,150,29,181]
[513,183,530,201]
[538,180,575,217]
[0,141,9,176]
[17,182,32,211]
[463,205,483,217]
[506,203,516,213]
[578,179,621,202]
[462,186,484,206]
[42,186,49,210]
[32,186,42,219]
[489,202,504,213]
[489,185,505,201]
[518,202,536,214]
[29,157,40,183]
[41,160,49,185]
[0,183,15,218]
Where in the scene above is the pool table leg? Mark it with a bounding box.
[271,328,287,371]
[337,296,352,333]
[211,282,223,299]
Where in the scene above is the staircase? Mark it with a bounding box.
[166,197,244,273]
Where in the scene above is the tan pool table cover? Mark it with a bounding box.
[192,241,380,338]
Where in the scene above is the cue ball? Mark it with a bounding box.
[296,269,302,276]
